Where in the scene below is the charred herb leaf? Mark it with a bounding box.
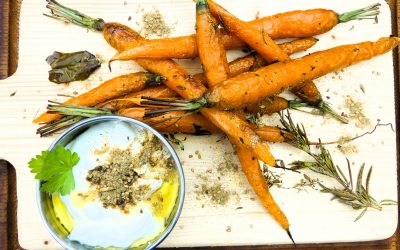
[164,134,186,150]
[46,51,101,83]
[29,145,79,195]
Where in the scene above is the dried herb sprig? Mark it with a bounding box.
[279,111,397,221]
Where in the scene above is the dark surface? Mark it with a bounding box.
[0,0,399,249]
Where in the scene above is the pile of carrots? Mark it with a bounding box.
[37,0,399,242]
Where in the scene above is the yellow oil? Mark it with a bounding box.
[52,194,74,232]
[52,170,180,249]
[149,171,179,219]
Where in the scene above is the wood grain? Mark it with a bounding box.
[0,0,399,249]
[0,0,9,79]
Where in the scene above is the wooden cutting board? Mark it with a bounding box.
[0,0,399,249]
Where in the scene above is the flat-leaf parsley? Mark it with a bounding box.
[29,145,80,195]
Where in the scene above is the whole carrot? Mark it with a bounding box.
[45,0,275,165]
[106,4,380,59]
[145,38,399,112]
[207,0,324,111]
[33,72,164,123]
[196,1,292,237]
[104,40,314,112]
[196,0,230,87]
[205,37,400,109]
[234,145,292,241]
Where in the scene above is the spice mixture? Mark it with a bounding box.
[196,183,230,206]
[141,9,172,38]
[86,132,174,212]
[343,96,371,128]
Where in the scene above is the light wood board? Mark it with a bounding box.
[0,0,398,249]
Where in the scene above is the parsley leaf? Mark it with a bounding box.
[29,145,80,196]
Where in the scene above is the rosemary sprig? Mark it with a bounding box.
[279,111,397,221]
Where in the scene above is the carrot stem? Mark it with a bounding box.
[37,116,84,137]
[47,101,112,117]
[287,100,348,124]
[338,3,380,23]
[45,0,105,31]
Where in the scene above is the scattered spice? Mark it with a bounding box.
[195,150,202,159]
[141,9,172,38]
[226,226,231,232]
[9,91,16,97]
[217,156,239,175]
[360,84,365,94]
[343,97,371,128]
[195,182,231,205]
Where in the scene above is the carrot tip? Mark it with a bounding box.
[286,229,296,246]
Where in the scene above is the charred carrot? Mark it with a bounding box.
[44,0,276,165]
[33,72,164,123]
[96,85,178,111]
[100,4,380,59]
[196,0,229,87]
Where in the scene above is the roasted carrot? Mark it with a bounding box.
[145,37,398,112]
[196,0,230,87]
[119,107,292,143]
[207,0,324,108]
[34,72,164,123]
[204,37,400,109]
[96,85,178,111]
[44,1,275,165]
[195,1,290,234]
[118,108,220,134]
[234,145,291,236]
[243,96,289,115]
[103,4,380,59]
[209,0,287,62]
[193,37,318,85]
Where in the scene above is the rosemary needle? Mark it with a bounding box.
[279,111,397,221]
